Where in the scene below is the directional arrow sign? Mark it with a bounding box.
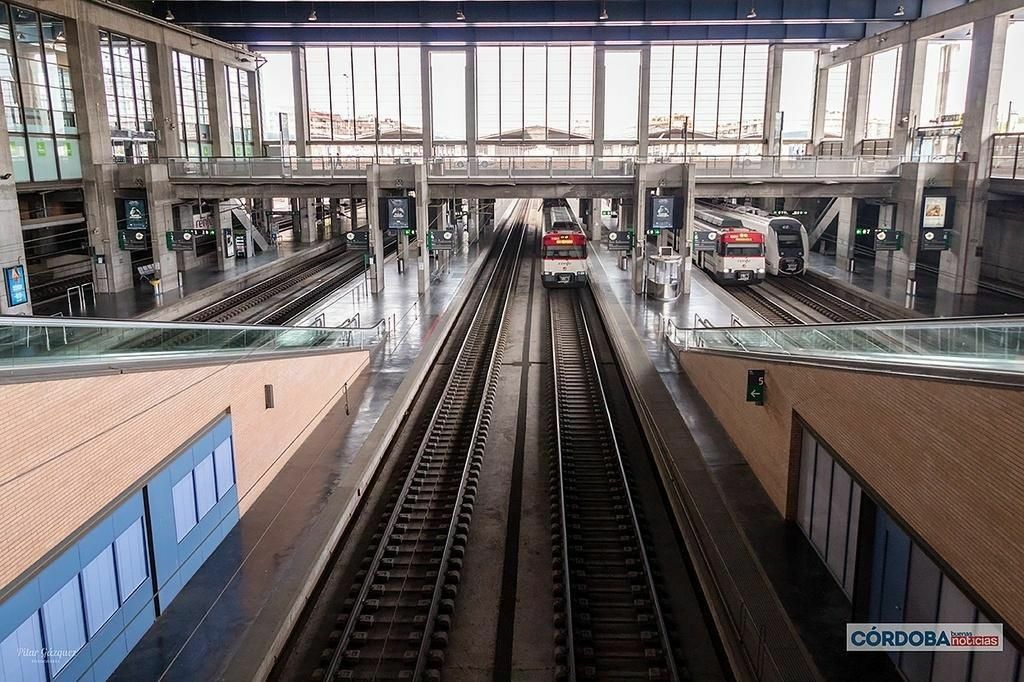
[746,369,765,406]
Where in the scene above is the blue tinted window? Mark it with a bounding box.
[172,472,197,542]
[81,546,118,637]
[0,612,46,681]
[114,518,148,600]
[194,453,216,519]
[40,576,86,675]
[214,438,234,499]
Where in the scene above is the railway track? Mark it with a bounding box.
[727,287,804,325]
[769,276,879,323]
[185,240,397,324]
[318,216,527,680]
[549,290,680,680]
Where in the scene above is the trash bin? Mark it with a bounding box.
[645,248,683,301]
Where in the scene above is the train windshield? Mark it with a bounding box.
[777,233,803,247]
[543,244,586,259]
[725,245,764,257]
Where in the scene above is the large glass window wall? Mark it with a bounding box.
[779,49,818,144]
[996,21,1024,133]
[822,62,848,141]
[225,65,253,157]
[865,47,901,141]
[99,31,154,164]
[604,50,641,143]
[172,51,212,158]
[919,40,970,127]
[476,45,593,142]
[648,44,768,159]
[258,50,295,152]
[0,4,80,182]
[305,46,421,155]
[430,50,466,145]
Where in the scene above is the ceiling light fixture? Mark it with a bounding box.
[165,8,175,21]
[599,3,609,20]
[456,2,465,21]
[894,5,905,17]
[747,7,758,19]
[308,6,317,22]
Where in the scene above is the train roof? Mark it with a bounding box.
[697,203,805,233]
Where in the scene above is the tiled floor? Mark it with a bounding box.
[112,240,488,681]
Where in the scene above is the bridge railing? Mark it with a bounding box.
[991,133,1024,180]
[165,154,903,182]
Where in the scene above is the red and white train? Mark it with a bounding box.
[692,208,767,285]
[541,200,588,288]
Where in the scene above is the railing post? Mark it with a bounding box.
[1014,135,1021,181]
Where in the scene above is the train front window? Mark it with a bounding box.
[725,245,764,257]
[543,245,586,259]
[777,233,803,247]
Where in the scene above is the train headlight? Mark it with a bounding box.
[757,268,765,273]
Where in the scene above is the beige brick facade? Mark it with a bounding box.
[679,351,1024,638]
[0,351,368,593]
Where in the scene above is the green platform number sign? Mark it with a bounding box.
[746,369,765,406]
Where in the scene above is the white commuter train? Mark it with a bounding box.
[699,203,809,276]
[692,209,767,284]
[541,199,588,288]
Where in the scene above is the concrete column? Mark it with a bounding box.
[210,200,236,272]
[467,198,479,244]
[638,45,652,161]
[681,164,696,295]
[631,164,648,294]
[329,197,341,235]
[149,45,179,158]
[765,46,784,156]
[592,46,606,163]
[845,57,868,155]
[588,198,603,242]
[174,203,201,272]
[145,165,181,284]
[834,198,858,269]
[874,203,896,272]
[810,65,831,152]
[890,163,929,291]
[892,39,928,158]
[367,165,385,293]
[296,198,317,242]
[67,16,131,294]
[419,46,432,159]
[209,58,233,157]
[415,164,430,294]
[292,46,309,157]
[464,46,477,160]
[939,14,1008,295]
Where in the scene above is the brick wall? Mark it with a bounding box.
[0,351,368,592]
[679,350,1024,636]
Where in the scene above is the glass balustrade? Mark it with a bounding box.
[0,316,386,372]
[670,317,1024,375]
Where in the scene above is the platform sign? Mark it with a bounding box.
[4,264,27,306]
[874,229,903,251]
[607,230,634,252]
[693,229,719,252]
[428,229,456,251]
[124,199,147,231]
[919,228,952,251]
[118,229,149,251]
[381,197,414,231]
[344,230,370,252]
[166,231,197,251]
[746,369,765,406]
[647,196,681,232]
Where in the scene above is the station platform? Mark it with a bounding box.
[111,241,490,681]
[589,243,898,681]
[83,240,337,320]
[808,252,1024,318]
